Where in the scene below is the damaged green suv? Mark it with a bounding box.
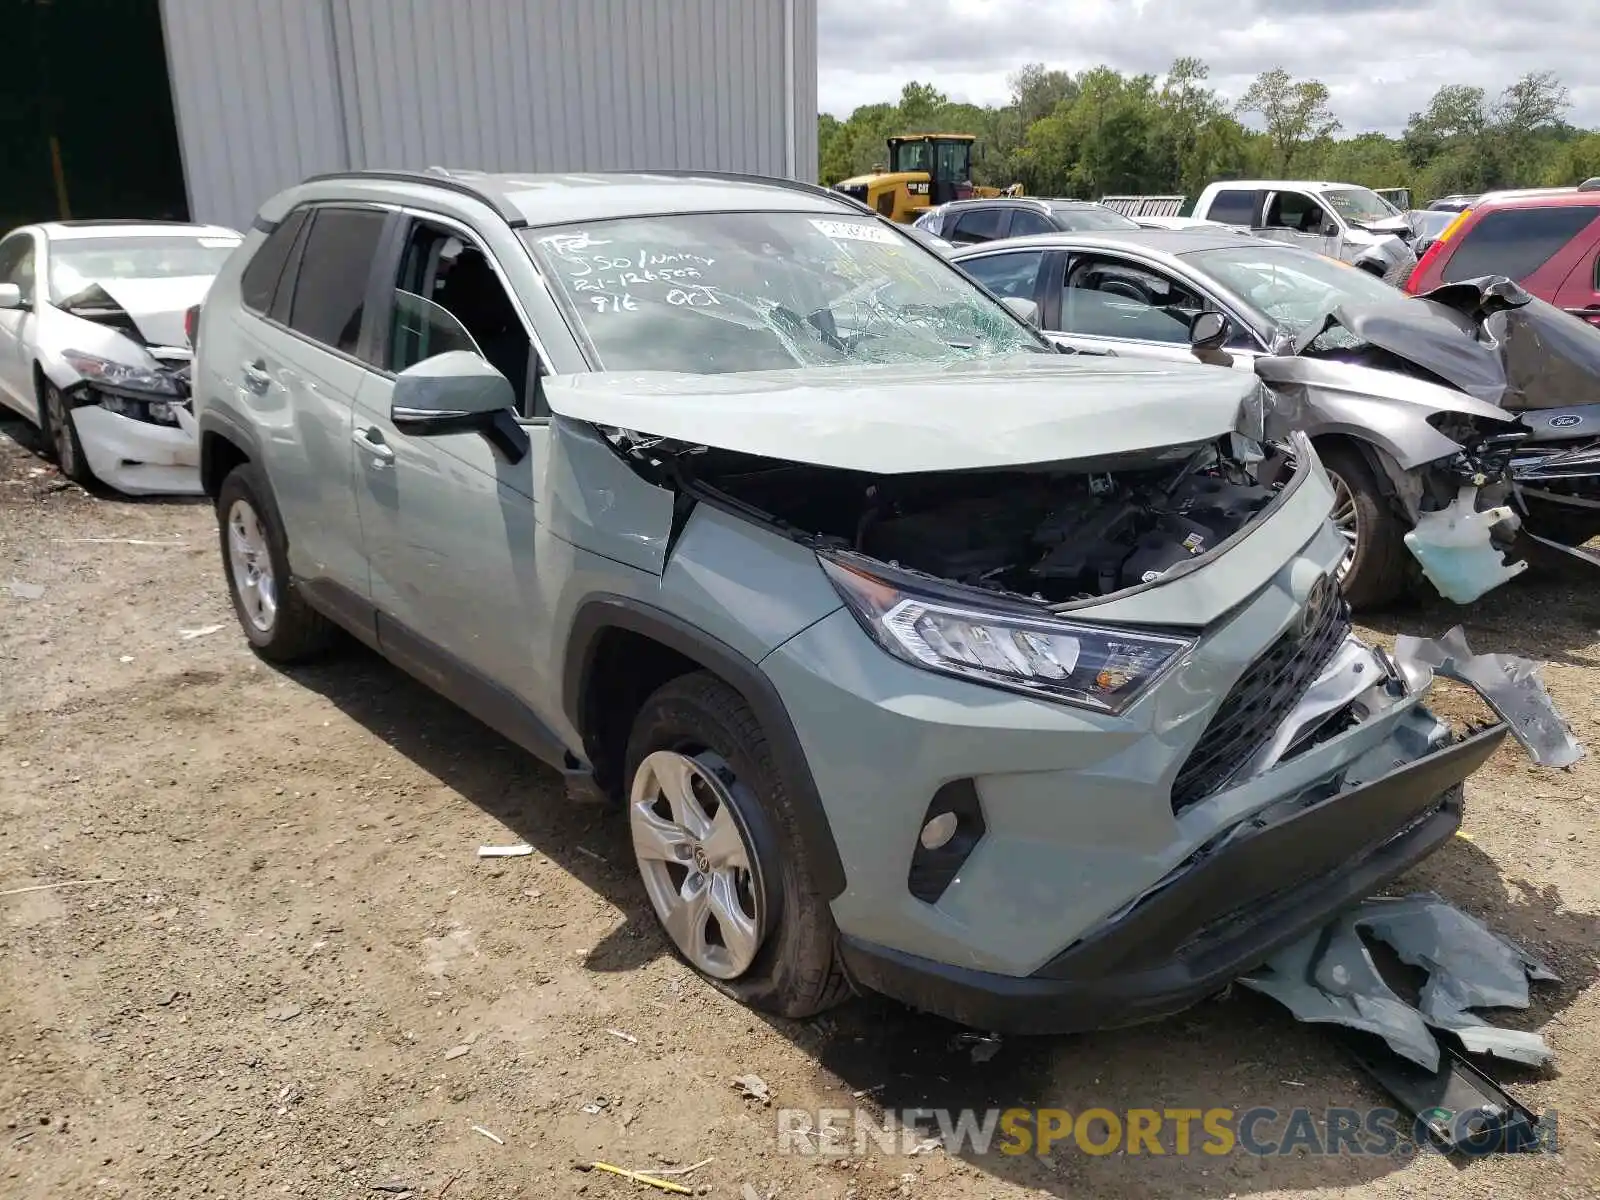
[190,169,1571,1033]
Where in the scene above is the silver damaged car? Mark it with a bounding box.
[190,170,1574,1034]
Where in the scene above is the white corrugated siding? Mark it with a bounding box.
[161,0,818,231]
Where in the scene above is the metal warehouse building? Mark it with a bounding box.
[3,0,818,235]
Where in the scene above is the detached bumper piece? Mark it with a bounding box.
[838,726,1506,1036]
[1393,625,1583,768]
[1240,892,1559,1072]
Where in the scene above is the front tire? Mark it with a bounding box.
[41,380,95,486]
[624,671,848,1019]
[1319,441,1411,609]
[216,462,332,663]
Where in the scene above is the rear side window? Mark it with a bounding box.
[1207,190,1257,226]
[1443,206,1600,283]
[949,208,1006,244]
[239,209,308,312]
[286,208,387,355]
[1007,209,1055,237]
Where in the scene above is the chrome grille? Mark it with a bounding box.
[1170,575,1350,813]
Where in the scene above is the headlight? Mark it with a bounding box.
[818,555,1195,714]
[61,350,182,397]
[92,392,182,427]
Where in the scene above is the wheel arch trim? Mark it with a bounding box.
[562,594,847,900]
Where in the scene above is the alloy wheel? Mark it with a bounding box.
[1327,468,1359,579]
[227,499,278,632]
[630,748,764,979]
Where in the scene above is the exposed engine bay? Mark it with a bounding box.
[686,437,1286,604]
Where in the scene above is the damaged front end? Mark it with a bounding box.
[1270,278,1600,599]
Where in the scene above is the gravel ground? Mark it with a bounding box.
[2,412,1599,1199]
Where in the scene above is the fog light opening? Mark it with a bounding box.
[907,779,987,905]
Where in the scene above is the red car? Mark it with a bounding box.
[1404,187,1600,326]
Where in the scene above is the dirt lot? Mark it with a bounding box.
[2,412,1599,1200]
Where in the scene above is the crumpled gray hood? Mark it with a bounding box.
[1291,276,1600,413]
[543,355,1268,474]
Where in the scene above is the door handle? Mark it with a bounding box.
[352,426,395,464]
[240,360,271,393]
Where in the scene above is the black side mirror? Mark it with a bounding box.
[1189,311,1230,351]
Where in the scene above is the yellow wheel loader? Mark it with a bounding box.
[831,133,1022,223]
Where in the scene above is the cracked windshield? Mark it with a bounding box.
[525,211,1044,373]
[1183,244,1404,344]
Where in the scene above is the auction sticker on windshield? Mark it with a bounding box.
[809,219,898,244]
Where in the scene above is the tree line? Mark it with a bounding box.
[817,61,1600,206]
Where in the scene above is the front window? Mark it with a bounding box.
[1182,245,1402,337]
[49,234,241,303]
[1051,205,1140,232]
[524,211,1046,374]
[890,140,932,174]
[1320,187,1400,224]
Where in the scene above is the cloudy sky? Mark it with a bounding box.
[817,0,1600,134]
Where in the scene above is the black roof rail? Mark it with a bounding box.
[297,168,529,227]
[634,169,875,215]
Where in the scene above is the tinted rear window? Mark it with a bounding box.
[949,208,1006,244]
[1443,205,1600,283]
[240,209,308,313]
[286,208,386,354]
[1050,204,1140,231]
[1206,190,1257,226]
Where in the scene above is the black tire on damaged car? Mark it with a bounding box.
[1382,254,1417,289]
[40,378,95,487]
[624,670,850,1020]
[1317,440,1412,609]
[215,462,334,663]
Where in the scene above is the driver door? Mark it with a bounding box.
[1045,252,1258,369]
[1257,191,1345,260]
[352,214,549,705]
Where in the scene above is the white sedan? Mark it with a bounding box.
[0,220,243,495]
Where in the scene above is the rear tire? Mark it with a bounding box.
[1382,255,1417,289]
[216,462,333,663]
[1319,441,1411,609]
[40,380,95,487]
[624,671,848,1020]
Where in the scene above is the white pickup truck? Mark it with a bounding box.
[1190,179,1416,274]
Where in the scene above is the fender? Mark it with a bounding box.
[198,405,264,494]
[563,594,847,900]
[1256,355,1516,470]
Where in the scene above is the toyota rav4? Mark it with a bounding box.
[190,168,1557,1033]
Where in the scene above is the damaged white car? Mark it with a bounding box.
[0,220,242,495]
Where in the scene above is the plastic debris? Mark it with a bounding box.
[577,1163,693,1195]
[1402,486,1527,604]
[264,1004,303,1023]
[955,1031,1002,1063]
[477,844,533,858]
[471,1124,503,1145]
[1241,892,1559,1070]
[443,1045,471,1061]
[605,1028,638,1043]
[1393,625,1584,767]
[3,580,44,600]
[179,624,225,640]
[732,1074,772,1104]
[579,1097,610,1115]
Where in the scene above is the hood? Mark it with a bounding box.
[542,355,1267,475]
[1346,215,1412,238]
[1293,277,1600,412]
[60,275,211,348]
